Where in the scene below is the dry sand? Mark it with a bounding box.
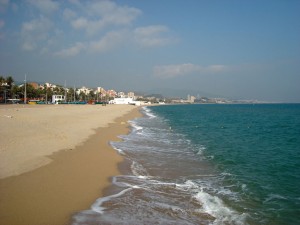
[0,104,136,179]
[0,104,141,225]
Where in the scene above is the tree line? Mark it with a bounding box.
[0,76,101,103]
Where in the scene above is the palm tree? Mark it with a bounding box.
[0,76,5,85]
[6,76,14,99]
[0,76,13,102]
[6,76,14,88]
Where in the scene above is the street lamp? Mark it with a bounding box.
[1,84,9,104]
[4,89,7,104]
[24,74,27,104]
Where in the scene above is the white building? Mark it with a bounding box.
[187,94,196,103]
[110,97,134,104]
[42,83,57,90]
[52,95,65,104]
[96,87,106,95]
[76,86,92,95]
[110,98,153,106]
[117,92,126,98]
[127,92,135,99]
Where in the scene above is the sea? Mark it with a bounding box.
[72,104,300,225]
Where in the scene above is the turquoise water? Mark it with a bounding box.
[73,104,300,225]
[152,104,300,224]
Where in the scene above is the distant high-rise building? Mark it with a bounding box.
[128,92,135,98]
[190,96,196,103]
[118,92,125,98]
[97,87,105,94]
[107,90,117,97]
[76,86,91,95]
[187,94,195,103]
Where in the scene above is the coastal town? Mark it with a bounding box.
[0,76,164,105]
[0,75,263,105]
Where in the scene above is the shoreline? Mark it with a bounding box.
[0,104,135,179]
[0,105,142,225]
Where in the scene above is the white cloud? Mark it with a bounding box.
[0,19,4,40]
[153,63,228,78]
[0,0,9,4]
[27,0,59,14]
[63,8,77,21]
[16,0,177,56]
[0,20,4,29]
[134,25,177,47]
[88,30,126,53]
[54,42,85,58]
[21,17,53,51]
[54,30,126,57]
[206,65,228,72]
[154,63,200,78]
[135,25,168,36]
[69,0,141,36]
[71,17,88,29]
[68,0,81,6]
[87,1,141,25]
[71,17,107,36]
[0,0,9,12]
[11,2,18,13]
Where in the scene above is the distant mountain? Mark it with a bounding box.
[14,80,46,86]
[144,88,225,99]
[144,93,164,99]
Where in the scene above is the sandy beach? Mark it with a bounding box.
[0,104,141,225]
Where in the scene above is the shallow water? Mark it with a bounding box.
[72,104,300,225]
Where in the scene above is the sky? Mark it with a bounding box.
[0,0,299,102]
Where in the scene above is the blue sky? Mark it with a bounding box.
[0,0,299,102]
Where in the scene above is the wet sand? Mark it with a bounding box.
[0,104,141,225]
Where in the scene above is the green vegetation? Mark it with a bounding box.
[0,76,15,103]
[0,76,63,103]
[0,75,101,103]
